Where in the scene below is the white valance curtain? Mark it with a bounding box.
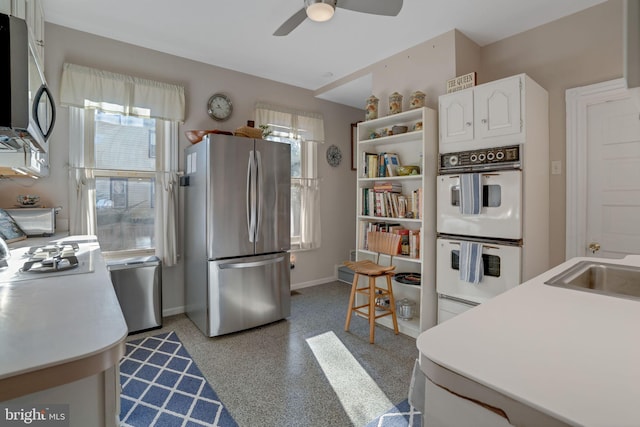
[255,102,325,143]
[60,63,185,122]
[62,64,184,266]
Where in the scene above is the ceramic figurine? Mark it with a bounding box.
[388,92,403,115]
[409,91,426,109]
[365,95,379,121]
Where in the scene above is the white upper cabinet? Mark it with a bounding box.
[439,74,541,153]
[439,89,473,144]
[25,0,44,65]
[1,0,25,18]
[0,1,10,15]
[474,76,521,140]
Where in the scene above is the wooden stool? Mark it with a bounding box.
[344,232,400,343]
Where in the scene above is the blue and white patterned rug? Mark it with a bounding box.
[119,331,237,427]
[366,399,422,427]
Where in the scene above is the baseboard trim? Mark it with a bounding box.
[163,306,185,317]
[291,276,337,290]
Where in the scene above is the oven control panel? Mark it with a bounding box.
[440,145,521,172]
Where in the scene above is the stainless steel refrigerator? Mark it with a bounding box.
[183,134,291,337]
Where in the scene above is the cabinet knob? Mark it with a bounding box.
[481,119,487,124]
[465,122,472,127]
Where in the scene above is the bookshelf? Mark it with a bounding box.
[355,107,438,337]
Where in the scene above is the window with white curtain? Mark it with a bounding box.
[255,103,323,250]
[60,63,184,265]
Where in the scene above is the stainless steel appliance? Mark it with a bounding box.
[5,207,57,236]
[183,134,291,337]
[108,256,162,334]
[0,13,55,176]
[0,239,97,284]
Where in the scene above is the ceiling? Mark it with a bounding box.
[42,0,607,109]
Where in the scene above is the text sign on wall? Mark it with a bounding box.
[446,72,477,93]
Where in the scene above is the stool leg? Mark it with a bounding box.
[386,274,399,335]
[345,273,359,331]
[369,276,376,344]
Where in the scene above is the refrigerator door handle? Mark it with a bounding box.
[247,151,256,242]
[255,150,263,241]
[218,255,286,269]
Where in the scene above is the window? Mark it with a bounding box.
[60,63,184,264]
[255,103,323,250]
[93,111,158,252]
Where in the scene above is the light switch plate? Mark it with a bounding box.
[551,160,562,175]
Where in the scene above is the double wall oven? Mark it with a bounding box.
[436,145,525,322]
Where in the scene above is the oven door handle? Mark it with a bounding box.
[448,173,501,179]
[449,241,501,250]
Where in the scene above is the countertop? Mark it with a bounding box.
[417,255,640,427]
[0,235,128,401]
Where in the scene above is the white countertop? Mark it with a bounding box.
[417,255,640,427]
[0,235,128,400]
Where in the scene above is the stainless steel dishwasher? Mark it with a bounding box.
[107,256,162,334]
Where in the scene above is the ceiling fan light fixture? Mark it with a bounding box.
[305,0,336,22]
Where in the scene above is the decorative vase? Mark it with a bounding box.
[388,92,403,115]
[365,95,379,121]
[409,91,426,109]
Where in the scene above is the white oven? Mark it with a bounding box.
[436,237,521,305]
[437,169,522,239]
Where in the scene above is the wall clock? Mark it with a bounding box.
[207,93,233,121]
[326,144,342,167]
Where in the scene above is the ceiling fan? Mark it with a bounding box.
[273,0,403,36]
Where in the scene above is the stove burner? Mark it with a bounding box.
[21,244,80,273]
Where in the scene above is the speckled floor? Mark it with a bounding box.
[128,281,419,427]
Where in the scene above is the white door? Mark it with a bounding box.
[586,96,640,258]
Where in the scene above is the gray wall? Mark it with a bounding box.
[0,23,363,315]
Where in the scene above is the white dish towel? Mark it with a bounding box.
[459,173,482,215]
[459,241,484,284]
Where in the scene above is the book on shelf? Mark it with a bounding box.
[373,182,402,192]
[362,184,420,220]
[384,153,401,177]
[361,152,402,178]
[358,221,420,258]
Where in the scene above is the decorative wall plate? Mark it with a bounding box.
[326,144,342,167]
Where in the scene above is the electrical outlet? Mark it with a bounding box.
[551,160,562,175]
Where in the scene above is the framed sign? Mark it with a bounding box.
[0,209,27,243]
[446,72,477,93]
[351,122,360,171]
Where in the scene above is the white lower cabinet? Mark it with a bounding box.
[5,366,121,427]
[424,377,514,427]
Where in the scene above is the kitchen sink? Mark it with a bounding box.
[545,261,640,300]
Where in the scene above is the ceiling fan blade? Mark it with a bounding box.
[338,0,403,16]
[273,7,308,36]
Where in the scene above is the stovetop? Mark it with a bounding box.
[0,240,96,283]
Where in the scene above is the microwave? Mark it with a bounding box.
[0,13,55,173]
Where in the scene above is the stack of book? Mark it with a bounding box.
[362,152,401,178]
[361,182,410,218]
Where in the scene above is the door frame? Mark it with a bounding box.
[565,78,629,258]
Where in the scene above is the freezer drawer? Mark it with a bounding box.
[206,253,290,337]
[108,256,162,334]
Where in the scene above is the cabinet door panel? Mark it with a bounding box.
[439,90,473,147]
[474,76,521,140]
